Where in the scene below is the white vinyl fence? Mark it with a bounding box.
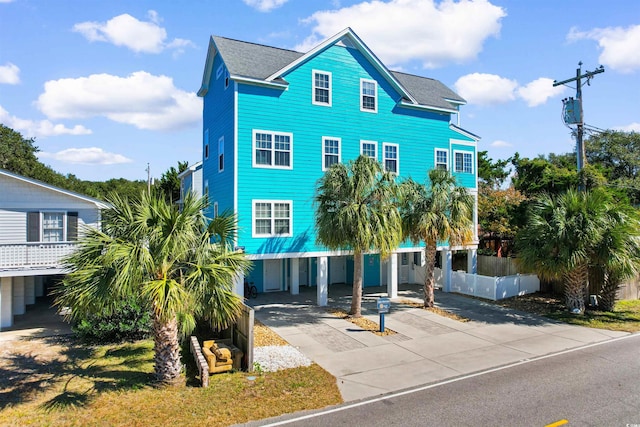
[434,267,539,301]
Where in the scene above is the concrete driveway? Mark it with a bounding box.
[249,283,628,401]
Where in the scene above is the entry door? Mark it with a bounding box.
[264,259,282,291]
[299,258,309,286]
[329,256,346,284]
[399,253,410,284]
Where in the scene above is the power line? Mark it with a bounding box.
[553,62,605,190]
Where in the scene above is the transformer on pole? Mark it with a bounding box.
[553,62,605,186]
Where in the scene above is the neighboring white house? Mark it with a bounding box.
[177,161,203,210]
[0,169,109,329]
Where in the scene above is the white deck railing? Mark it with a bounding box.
[0,242,77,269]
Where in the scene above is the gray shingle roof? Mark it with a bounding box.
[212,35,465,110]
[212,36,303,80]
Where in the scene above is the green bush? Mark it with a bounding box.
[73,298,152,343]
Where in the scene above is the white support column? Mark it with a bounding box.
[317,256,328,306]
[386,253,398,298]
[290,258,300,295]
[12,276,25,315]
[467,249,478,274]
[442,250,452,293]
[234,272,245,299]
[25,276,35,305]
[1,277,13,329]
[35,276,44,297]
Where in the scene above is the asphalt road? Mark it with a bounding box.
[257,334,640,427]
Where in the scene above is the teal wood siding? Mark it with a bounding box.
[234,44,475,256]
[202,53,235,219]
[451,141,477,189]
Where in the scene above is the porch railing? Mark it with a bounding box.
[0,242,77,269]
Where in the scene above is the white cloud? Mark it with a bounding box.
[243,0,289,12]
[39,147,132,165]
[568,25,640,73]
[491,140,513,148]
[454,73,518,106]
[0,105,92,137]
[517,77,567,107]
[0,0,15,3]
[0,62,20,84]
[35,71,200,131]
[72,11,194,54]
[614,122,640,132]
[297,0,506,68]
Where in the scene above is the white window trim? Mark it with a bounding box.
[224,69,230,89]
[453,150,474,174]
[252,200,293,238]
[435,148,449,170]
[322,136,341,171]
[360,140,378,160]
[382,142,399,175]
[218,136,224,173]
[252,129,294,170]
[41,211,66,242]
[213,202,219,218]
[360,78,378,113]
[312,70,332,107]
[204,129,209,160]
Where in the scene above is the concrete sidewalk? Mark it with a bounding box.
[249,284,628,402]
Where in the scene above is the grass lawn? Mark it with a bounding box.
[0,329,342,426]
[497,294,640,333]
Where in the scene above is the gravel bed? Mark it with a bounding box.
[253,345,312,372]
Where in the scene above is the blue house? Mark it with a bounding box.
[196,28,479,305]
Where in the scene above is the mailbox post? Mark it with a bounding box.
[377,297,390,333]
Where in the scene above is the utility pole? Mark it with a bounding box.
[146,163,151,193]
[553,62,604,188]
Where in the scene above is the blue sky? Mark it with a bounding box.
[1,0,639,181]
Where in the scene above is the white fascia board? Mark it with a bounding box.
[444,97,466,106]
[398,100,458,114]
[232,75,289,89]
[449,124,481,141]
[198,37,217,97]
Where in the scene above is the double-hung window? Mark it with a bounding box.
[322,137,341,170]
[383,143,399,174]
[313,70,331,106]
[360,141,377,160]
[218,136,224,172]
[435,149,448,170]
[253,201,292,237]
[27,211,78,242]
[454,151,473,173]
[360,79,377,112]
[42,212,64,242]
[253,130,293,169]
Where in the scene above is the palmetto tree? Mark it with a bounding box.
[400,169,474,307]
[315,155,403,317]
[516,189,611,313]
[590,203,640,311]
[55,191,249,383]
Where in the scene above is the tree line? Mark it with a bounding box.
[0,125,186,202]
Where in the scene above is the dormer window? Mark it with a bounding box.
[360,79,377,112]
[313,70,331,106]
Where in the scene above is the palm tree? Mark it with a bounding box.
[315,155,403,317]
[591,202,640,311]
[400,169,474,307]
[54,191,249,383]
[516,189,611,313]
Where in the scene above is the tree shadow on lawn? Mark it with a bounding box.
[0,335,155,412]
